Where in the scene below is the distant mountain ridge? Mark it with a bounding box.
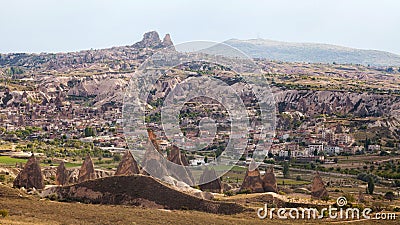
[224,38,400,66]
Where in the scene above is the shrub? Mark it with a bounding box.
[47,193,58,201]
[321,196,330,202]
[224,190,235,196]
[0,174,6,182]
[384,191,395,201]
[343,193,355,203]
[0,209,8,218]
[237,189,252,194]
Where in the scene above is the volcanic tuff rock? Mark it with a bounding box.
[55,161,68,186]
[273,88,400,117]
[45,175,245,214]
[262,166,278,193]
[162,34,174,47]
[167,145,195,186]
[198,167,223,193]
[133,31,174,49]
[147,129,161,152]
[240,161,264,193]
[42,166,113,185]
[115,151,140,176]
[311,172,329,199]
[13,154,44,189]
[141,130,168,178]
[78,154,96,183]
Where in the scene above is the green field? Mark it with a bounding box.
[0,156,80,168]
[0,156,27,165]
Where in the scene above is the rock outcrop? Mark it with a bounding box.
[273,88,400,118]
[147,129,160,152]
[198,167,223,193]
[132,31,173,49]
[115,151,140,176]
[162,34,174,47]
[141,130,168,178]
[78,154,96,183]
[167,145,194,185]
[43,175,245,214]
[311,172,329,199]
[55,161,68,186]
[262,166,278,193]
[239,161,264,193]
[13,154,44,189]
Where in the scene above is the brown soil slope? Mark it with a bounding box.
[53,175,246,214]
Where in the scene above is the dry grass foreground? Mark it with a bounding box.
[0,184,397,225]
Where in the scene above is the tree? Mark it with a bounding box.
[384,191,395,201]
[84,127,96,137]
[113,154,122,162]
[283,162,290,178]
[367,177,375,195]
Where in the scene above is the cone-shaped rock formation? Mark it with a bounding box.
[311,172,329,199]
[115,151,140,176]
[78,154,96,183]
[56,161,68,186]
[262,166,278,193]
[198,167,222,193]
[13,154,44,189]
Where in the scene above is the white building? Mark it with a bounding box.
[324,146,342,156]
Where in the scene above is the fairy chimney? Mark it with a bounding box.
[198,167,223,193]
[55,161,68,186]
[13,154,44,189]
[240,160,264,193]
[262,166,278,193]
[167,145,194,185]
[162,34,174,47]
[78,154,96,183]
[115,151,140,176]
[311,172,329,199]
[141,130,168,178]
[148,130,160,152]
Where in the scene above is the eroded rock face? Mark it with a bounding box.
[199,167,222,193]
[78,154,96,183]
[262,166,278,193]
[240,161,264,193]
[44,175,244,214]
[133,31,173,49]
[141,130,168,178]
[162,34,174,47]
[56,161,68,186]
[13,154,44,189]
[311,172,329,199]
[147,130,160,152]
[115,151,140,176]
[167,146,194,186]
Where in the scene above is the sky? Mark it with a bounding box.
[1,0,399,54]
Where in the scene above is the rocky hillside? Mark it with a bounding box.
[46,175,246,214]
[225,38,400,66]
